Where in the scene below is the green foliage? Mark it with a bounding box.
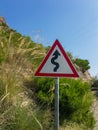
[32,77,55,106]
[33,77,95,129]
[61,121,91,130]
[45,46,51,53]
[0,104,54,130]
[0,29,53,129]
[66,52,90,73]
[74,58,90,73]
[60,79,95,128]
[2,106,36,130]
[0,20,94,129]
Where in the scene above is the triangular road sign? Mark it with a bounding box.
[35,39,79,77]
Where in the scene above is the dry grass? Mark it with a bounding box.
[0,32,52,130]
[60,121,91,130]
[0,33,33,102]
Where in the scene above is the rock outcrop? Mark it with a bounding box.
[76,64,92,81]
[0,16,5,24]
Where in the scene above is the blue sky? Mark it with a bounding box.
[0,0,98,76]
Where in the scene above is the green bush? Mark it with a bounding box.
[74,58,90,73]
[61,121,91,130]
[32,77,54,106]
[0,104,54,130]
[33,77,95,129]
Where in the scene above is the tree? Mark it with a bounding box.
[74,58,90,73]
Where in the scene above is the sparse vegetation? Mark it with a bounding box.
[0,19,95,130]
[74,58,90,73]
[32,77,95,129]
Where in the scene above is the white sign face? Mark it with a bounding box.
[40,46,73,74]
[35,39,79,77]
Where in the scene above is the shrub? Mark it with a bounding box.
[33,77,95,129]
[74,58,90,73]
[0,32,53,130]
[32,77,55,106]
[60,121,91,130]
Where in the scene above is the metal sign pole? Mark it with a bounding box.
[55,77,59,130]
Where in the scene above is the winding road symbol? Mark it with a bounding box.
[51,50,61,72]
[35,39,79,78]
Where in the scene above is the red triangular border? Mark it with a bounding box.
[35,39,79,78]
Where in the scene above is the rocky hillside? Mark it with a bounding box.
[0,16,47,74]
[76,65,92,81]
[0,16,93,82]
[0,16,5,24]
[0,16,95,130]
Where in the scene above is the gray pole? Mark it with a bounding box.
[55,77,59,130]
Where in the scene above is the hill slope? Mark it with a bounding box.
[0,16,95,130]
